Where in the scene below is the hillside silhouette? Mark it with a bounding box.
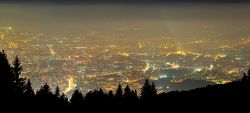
[0,50,249,112]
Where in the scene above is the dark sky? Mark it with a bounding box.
[1,0,250,39]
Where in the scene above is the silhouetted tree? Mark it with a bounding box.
[123,85,132,100]
[141,79,150,100]
[0,51,31,107]
[132,90,137,96]
[12,56,22,80]
[242,73,248,82]
[85,88,108,104]
[141,79,157,101]
[36,83,53,97]
[60,93,69,103]
[59,93,69,107]
[85,91,94,102]
[24,79,35,97]
[123,85,138,103]
[96,88,106,101]
[131,90,138,101]
[53,85,61,103]
[247,69,250,84]
[242,69,250,82]
[107,90,114,103]
[115,84,123,101]
[35,83,55,108]
[151,83,157,96]
[2,50,250,111]
[246,69,250,81]
[241,69,250,95]
[12,56,26,96]
[52,86,69,109]
[0,50,13,97]
[70,90,84,107]
[54,85,60,98]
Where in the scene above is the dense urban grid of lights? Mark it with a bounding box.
[1,26,249,95]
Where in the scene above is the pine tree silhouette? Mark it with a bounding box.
[107,90,114,103]
[115,84,123,102]
[59,93,70,108]
[131,89,138,101]
[52,85,69,109]
[141,79,157,101]
[0,51,30,108]
[0,50,13,97]
[12,56,23,80]
[36,83,53,97]
[123,85,132,101]
[1,50,250,111]
[12,56,26,96]
[85,88,108,104]
[108,90,114,99]
[35,83,55,108]
[96,88,106,101]
[60,93,69,103]
[54,85,60,98]
[123,85,139,104]
[70,89,84,108]
[151,83,157,96]
[24,79,35,97]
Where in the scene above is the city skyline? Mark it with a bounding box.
[1,26,250,95]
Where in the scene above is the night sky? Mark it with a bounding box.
[0,0,250,38]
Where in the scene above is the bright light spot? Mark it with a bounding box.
[209,64,214,70]
[64,77,75,94]
[214,54,227,61]
[166,62,180,69]
[48,45,55,55]
[121,52,129,57]
[126,78,129,83]
[75,55,80,58]
[138,43,142,49]
[194,68,202,72]
[176,51,187,56]
[159,74,167,78]
[235,57,242,60]
[143,62,150,73]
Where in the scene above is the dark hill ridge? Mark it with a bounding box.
[162,75,250,98]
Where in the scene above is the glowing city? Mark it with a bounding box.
[1,1,250,96]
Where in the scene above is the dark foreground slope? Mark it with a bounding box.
[1,50,249,112]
